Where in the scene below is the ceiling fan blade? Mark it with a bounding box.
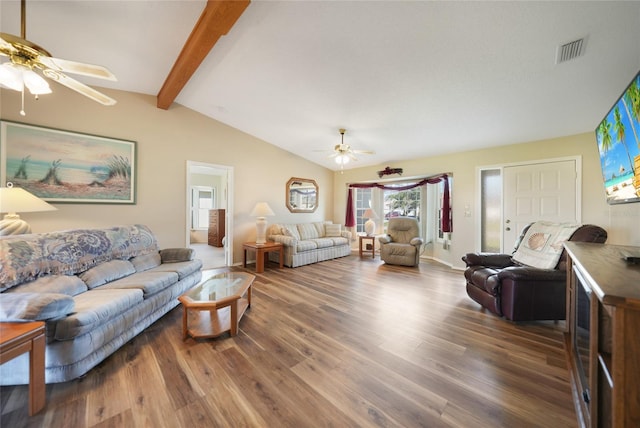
[352,149,375,155]
[39,56,116,81]
[43,70,116,105]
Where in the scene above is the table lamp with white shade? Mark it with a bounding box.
[250,202,275,245]
[0,183,57,236]
[363,208,379,236]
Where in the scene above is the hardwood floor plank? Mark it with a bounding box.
[214,346,311,427]
[1,256,578,427]
[175,398,218,426]
[233,334,360,427]
[91,409,135,428]
[123,337,181,427]
[290,359,402,428]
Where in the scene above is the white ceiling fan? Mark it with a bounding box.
[0,0,117,115]
[326,128,375,167]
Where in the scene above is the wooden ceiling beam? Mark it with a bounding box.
[157,0,250,110]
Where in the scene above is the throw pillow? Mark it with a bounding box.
[130,252,162,272]
[280,224,301,240]
[0,292,75,321]
[325,224,342,237]
[160,248,194,263]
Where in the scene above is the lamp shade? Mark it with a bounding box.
[250,202,275,218]
[0,186,56,214]
[0,185,57,236]
[362,208,379,219]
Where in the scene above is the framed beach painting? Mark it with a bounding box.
[0,121,136,204]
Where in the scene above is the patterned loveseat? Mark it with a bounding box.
[0,224,202,384]
[267,221,351,267]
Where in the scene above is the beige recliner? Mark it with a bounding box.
[378,217,423,266]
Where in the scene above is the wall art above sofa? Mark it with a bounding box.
[0,120,136,204]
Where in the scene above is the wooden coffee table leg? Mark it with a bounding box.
[230,301,238,336]
[182,307,188,340]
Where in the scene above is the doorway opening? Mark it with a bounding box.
[186,161,234,269]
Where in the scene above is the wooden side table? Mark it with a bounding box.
[359,235,376,258]
[243,241,284,273]
[0,321,46,415]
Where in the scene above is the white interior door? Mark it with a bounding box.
[502,159,579,250]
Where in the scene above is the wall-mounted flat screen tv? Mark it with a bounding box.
[595,70,640,205]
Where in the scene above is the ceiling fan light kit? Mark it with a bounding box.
[330,128,374,171]
[335,153,350,165]
[0,0,117,115]
[0,62,51,93]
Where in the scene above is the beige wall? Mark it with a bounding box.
[333,133,640,269]
[1,86,334,265]
[4,87,639,270]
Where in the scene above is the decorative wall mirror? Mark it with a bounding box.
[286,177,318,213]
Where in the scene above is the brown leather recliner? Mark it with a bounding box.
[462,223,607,321]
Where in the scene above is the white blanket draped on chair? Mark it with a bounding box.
[512,221,581,269]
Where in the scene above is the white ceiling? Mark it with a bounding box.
[1,1,639,171]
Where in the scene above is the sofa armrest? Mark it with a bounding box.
[462,253,513,268]
[410,237,423,246]
[341,230,352,240]
[0,292,75,322]
[378,235,391,244]
[497,266,565,282]
[160,248,195,263]
[269,234,298,247]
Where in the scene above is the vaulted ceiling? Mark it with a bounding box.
[1,1,639,171]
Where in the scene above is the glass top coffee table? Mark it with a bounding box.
[178,271,255,339]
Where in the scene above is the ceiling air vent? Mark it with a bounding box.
[556,37,586,64]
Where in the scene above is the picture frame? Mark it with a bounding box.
[0,120,136,204]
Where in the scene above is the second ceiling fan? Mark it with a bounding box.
[329,128,375,166]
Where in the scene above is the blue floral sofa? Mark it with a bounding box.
[0,224,202,385]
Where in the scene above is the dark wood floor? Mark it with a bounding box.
[1,255,577,427]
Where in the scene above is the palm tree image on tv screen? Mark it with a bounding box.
[595,71,640,205]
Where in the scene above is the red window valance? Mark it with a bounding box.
[345,173,451,232]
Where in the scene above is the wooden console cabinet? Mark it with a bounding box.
[208,209,225,247]
[564,242,640,428]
